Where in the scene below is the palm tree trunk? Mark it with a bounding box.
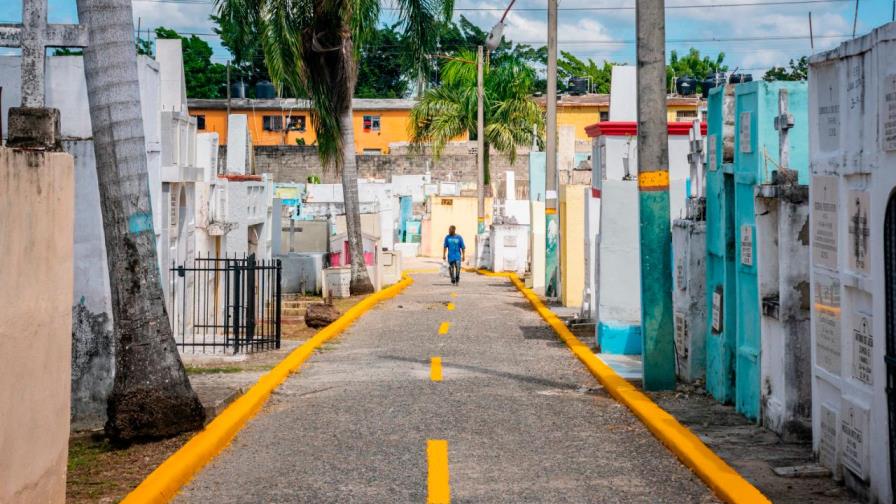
[77,0,205,441]
[339,106,374,294]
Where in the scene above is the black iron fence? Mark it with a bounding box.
[169,254,281,353]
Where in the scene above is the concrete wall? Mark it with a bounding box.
[756,187,811,440]
[597,180,642,353]
[0,55,163,430]
[808,25,896,501]
[0,148,74,503]
[426,196,490,264]
[672,218,707,383]
[247,144,552,196]
[560,184,587,308]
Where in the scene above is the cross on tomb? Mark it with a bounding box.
[686,119,704,198]
[774,88,796,176]
[0,0,88,107]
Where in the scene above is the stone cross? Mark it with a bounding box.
[774,88,796,176]
[686,119,704,198]
[0,0,88,107]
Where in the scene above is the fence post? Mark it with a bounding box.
[275,259,282,349]
[246,253,257,351]
[232,259,241,353]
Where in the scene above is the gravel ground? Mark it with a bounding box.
[177,271,718,503]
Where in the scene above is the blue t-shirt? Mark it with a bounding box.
[443,234,465,262]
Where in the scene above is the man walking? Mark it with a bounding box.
[443,225,465,285]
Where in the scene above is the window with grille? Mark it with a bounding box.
[676,110,698,122]
[263,115,283,131]
[196,115,206,130]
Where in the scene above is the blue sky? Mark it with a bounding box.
[2,0,894,78]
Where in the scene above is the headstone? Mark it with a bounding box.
[226,114,252,174]
[609,65,637,121]
[814,272,841,375]
[811,175,839,270]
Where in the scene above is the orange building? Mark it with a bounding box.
[531,94,704,141]
[187,98,431,154]
[188,94,702,151]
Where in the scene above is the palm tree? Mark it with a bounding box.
[216,0,452,294]
[410,50,545,187]
[77,0,205,440]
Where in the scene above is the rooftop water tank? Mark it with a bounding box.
[675,76,697,96]
[701,72,726,98]
[728,73,753,84]
[230,81,247,99]
[567,77,589,96]
[255,80,276,99]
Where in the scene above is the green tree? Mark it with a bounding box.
[410,51,545,186]
[76,0,205,441]
[215,0,453,294]
[356,25,409,98]
[666,48,728,94]
[764,57,808,82]
[557,52,615,93]
[155,27,228,98]
[212,8,271,91]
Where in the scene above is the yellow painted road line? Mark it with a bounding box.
[438,322,451,335]
[121,276,415,504]
[446,302,456,311]
[427,440,450,504]
[430,357,443,382]
[474,269,770,504]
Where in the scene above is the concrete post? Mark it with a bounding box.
[636,0,676,390]
[545,0,560,298]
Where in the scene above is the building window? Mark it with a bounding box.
[599,111,609,122]
[196,115,206,130]
[263,115,284,131]
[676,110,698,122]
[287,115,306,132]
[363,115,381,132]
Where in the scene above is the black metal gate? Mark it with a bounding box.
[169,254,281,353]
[884,193,896,496]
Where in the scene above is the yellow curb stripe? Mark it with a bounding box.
[638,170,670,190]
[427,439,450,504]
[121,275,415,504]
[438,322,451,335]
[446,302,455,311]
[474,269,770,504]
[430,357,443,382]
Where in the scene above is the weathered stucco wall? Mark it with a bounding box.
[0,147,75,503]
[560,184,587,308]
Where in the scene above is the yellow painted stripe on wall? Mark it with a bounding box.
[431,357,443,382]
[438,322,451,335]
[427,440,450,504]
[638,170,670,190]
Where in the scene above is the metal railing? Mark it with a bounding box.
[169,253,281,354]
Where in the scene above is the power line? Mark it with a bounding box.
[132,0,851,8]
[153,27,852,46]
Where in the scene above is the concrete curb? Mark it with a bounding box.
[477,269,771,504]
[121,275,415,504]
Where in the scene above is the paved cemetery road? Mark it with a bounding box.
[177,272,717,503]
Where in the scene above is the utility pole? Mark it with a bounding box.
[636,0,675,390]
[477,45,485,265]
[545,0,559,298]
